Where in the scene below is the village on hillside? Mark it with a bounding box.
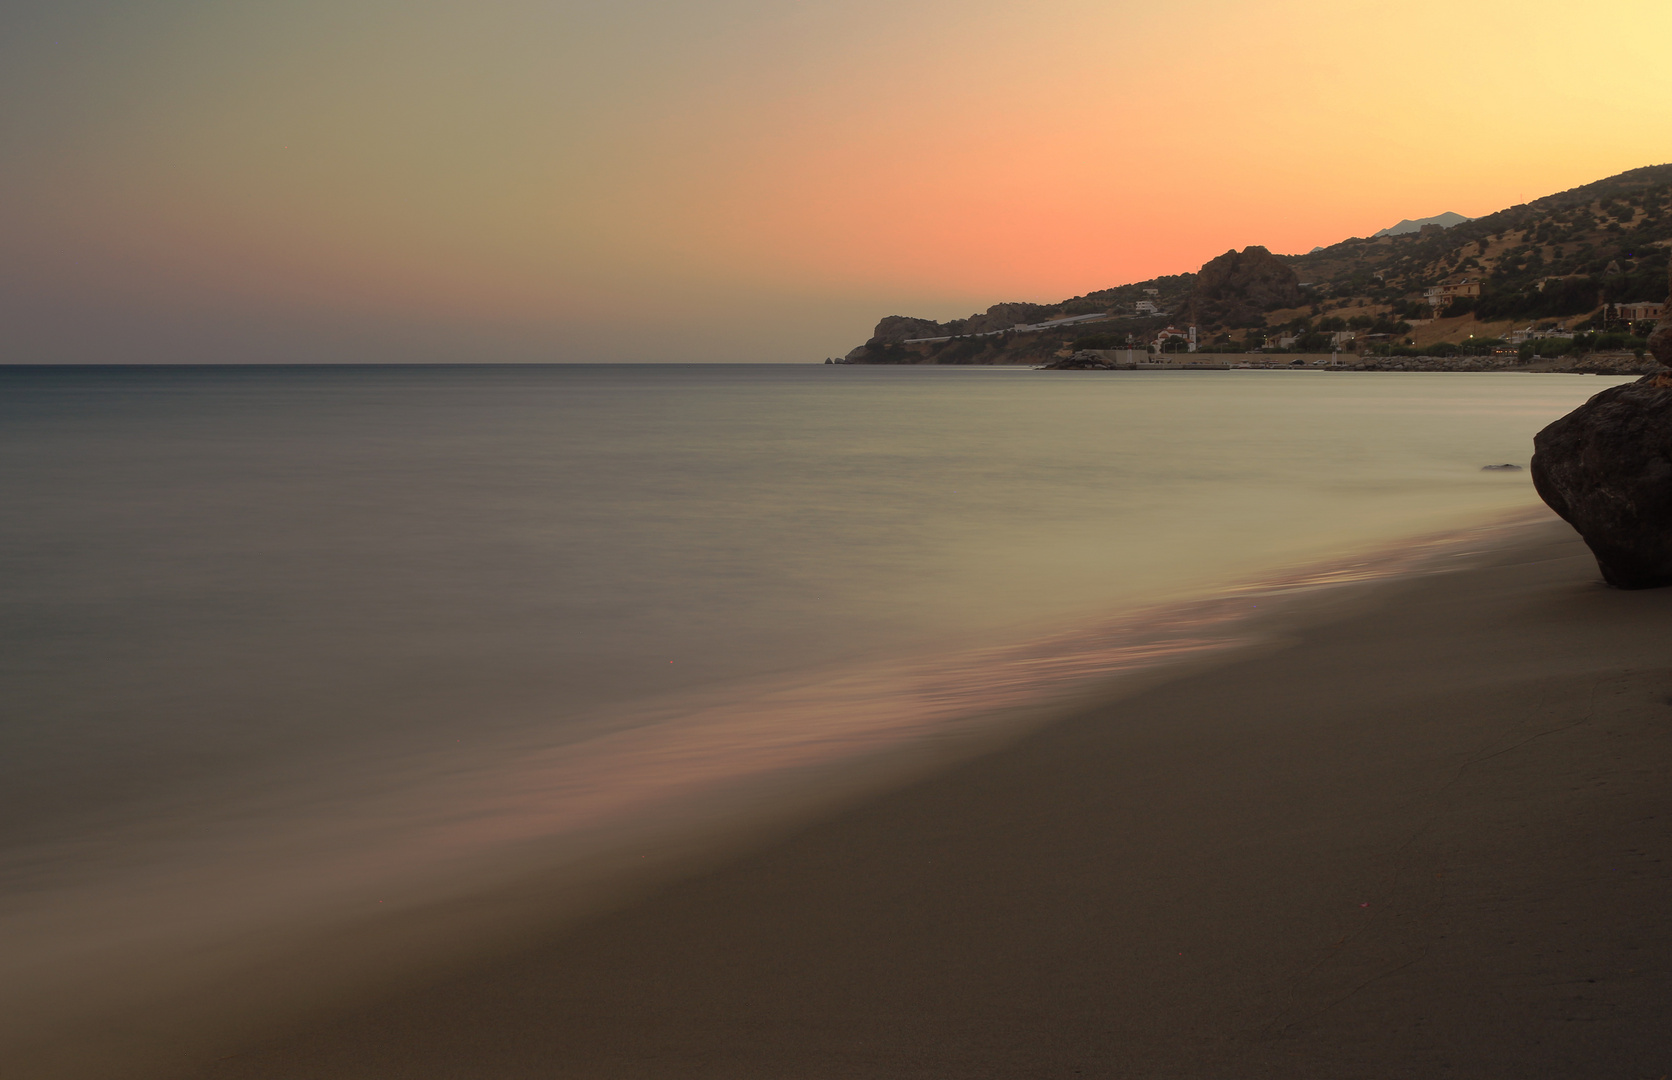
[833,166,1672,375]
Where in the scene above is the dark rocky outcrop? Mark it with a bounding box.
[1531,269,1672,588]
[1532,371,1672,589]
[1042,356,1113,370]
[1188,246,1303,328]
[1647,282,1672,369]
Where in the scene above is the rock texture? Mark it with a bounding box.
[1188,246,1303,328]
[1532,372,1672,588]
[1646,275,1672,369]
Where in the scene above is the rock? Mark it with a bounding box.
[1044,350,1115,370]
[1648,322,1672,367]
[1531,374,1672,588]
[1645,268,1672,368]
[1189,247,1303,328]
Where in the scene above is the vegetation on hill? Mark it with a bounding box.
[1288,164,1672,321]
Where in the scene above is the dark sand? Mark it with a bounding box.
[197,520,1672,1079]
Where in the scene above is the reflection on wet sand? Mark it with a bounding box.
[0,509,1547,1080]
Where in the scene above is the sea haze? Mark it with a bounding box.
[0,364,1624,1074]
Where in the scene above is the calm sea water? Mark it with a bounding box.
[0,364,1621,1072]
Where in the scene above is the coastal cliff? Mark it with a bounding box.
[837,164,1672,368]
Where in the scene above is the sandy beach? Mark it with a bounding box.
[174,515,1672,1079]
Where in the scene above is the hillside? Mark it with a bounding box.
[840,165,1672,366]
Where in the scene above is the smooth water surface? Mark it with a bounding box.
[0,364,1621,1070]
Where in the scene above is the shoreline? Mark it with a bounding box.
[8,515,1544,1080]
[188,516,1672,1078]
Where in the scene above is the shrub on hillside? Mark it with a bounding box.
[1475,277,1599,321]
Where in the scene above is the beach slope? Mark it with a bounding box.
[201,519,1672,1079]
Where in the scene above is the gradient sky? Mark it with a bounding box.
[4,0,1671,363]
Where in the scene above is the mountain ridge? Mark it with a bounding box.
[1372,211,1472,238]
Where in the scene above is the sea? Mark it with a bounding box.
[0,364,1625,1074]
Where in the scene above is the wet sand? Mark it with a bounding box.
[197,518,1672,1079]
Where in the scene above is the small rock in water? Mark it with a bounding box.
[1480,463,1522,471]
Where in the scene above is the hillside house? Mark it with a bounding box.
[1614,300,1665,321]
[1153,325,1197,353]
[1509,325,1576,344]
[1507,325,1574,344]
[1424,279,1481,311]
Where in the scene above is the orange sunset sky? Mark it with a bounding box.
[3,0,1670,363]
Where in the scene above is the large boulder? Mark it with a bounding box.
[1189,246,1303,328]
[1532,373,1672,588]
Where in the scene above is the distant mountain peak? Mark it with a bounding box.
[1373,211,1472,238]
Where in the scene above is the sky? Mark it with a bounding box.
[3,0,1671,364]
